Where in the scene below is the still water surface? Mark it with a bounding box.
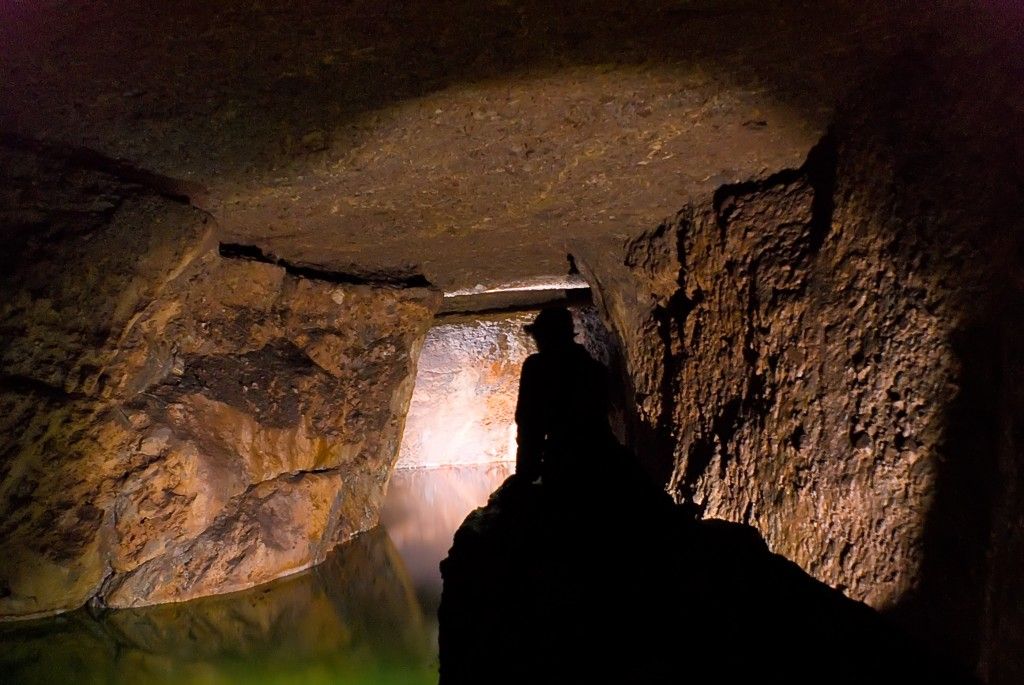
[0,463,511,685]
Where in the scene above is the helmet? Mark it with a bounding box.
[524,306,575,340]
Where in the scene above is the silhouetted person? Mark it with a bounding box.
[441,306,978,685]
[514,306,614,486]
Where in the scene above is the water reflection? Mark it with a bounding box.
[0,528,435,685]
[0,461,509,685]
[381,462,513,603]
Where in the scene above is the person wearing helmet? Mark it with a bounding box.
[514,306,614,486]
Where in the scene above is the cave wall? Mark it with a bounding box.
[0,142,439,618]
[577,43,1024,682]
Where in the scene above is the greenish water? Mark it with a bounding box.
[0,528,438,685]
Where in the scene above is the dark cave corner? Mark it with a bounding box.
[887,302,1024,684]
[857,42,1024,683]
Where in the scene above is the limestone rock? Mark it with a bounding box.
[0,142,439,618]
[579,149,959,608]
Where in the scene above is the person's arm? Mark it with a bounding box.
[515,355,545,479]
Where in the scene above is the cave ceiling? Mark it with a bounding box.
[1,0,915,291]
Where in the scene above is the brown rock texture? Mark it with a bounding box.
[0,0,910,290]
[0,142,439,618]
[603,145,941,608]
[577,44,1024,681]
[1,0,1023,681]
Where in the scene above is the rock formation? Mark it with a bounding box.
[0,141,439,618]
[575,47,1024,681]
[395,312,537,470]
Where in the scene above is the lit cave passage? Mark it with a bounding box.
[381,287,614,603]
[1,2,1023,684]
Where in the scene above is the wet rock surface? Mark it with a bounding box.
[0,142,439,617]
[439,447,975,685]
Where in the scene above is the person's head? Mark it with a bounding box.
[524,306,575,351]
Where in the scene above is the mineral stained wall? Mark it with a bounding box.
[0,142,439,618]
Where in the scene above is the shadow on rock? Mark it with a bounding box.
[438,445,978,685]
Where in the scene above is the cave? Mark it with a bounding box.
[1,1,1022,683]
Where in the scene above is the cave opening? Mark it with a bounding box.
[379,280,624,616]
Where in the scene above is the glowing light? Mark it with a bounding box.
[382,312,534,592]
[394,313,534,469]
[444,275,588,298]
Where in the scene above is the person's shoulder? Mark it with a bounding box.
[521,352,546,371]
[571,342,604,365]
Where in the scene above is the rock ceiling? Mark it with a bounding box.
[1,0,915,290]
